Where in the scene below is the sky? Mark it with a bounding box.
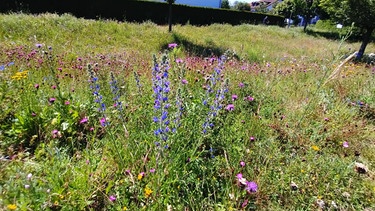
[228,0,258,5]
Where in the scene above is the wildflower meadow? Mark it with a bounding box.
[0,13,375,210]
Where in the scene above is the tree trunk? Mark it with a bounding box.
[356,27,374,60]
[303,15,308,32]
[168,2,172,32]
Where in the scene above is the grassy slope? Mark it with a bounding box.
[0,13,374,210]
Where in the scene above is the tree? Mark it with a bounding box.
[274,0,320,31]
[234,1,251,11]
[221,0,230,9]
[320,0,375,59]
[165,0,175,32]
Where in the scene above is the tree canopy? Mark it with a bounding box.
[320,0,375,58]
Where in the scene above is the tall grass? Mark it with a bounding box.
[0,13,374,210]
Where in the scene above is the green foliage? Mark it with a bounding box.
[319,0,375,58]
[221,0,230,9]
[233,2,251,11]
[0,13,375,211]
[274,0,320,24]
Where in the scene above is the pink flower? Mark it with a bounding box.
[245,96,254,101]
[109,195,116,202]
[100,117,106,126]
[232,94,238,101]
[239,82,244,88]
[250,136,255,141]
[34,84,39,89]
[49,97,56,103]
[181,79,188,84]
[343,141,349,148]
[241,199,249,208]
[150,168,156,173]
[236,173,243,180]
[65,101,70,105]
[176,58,183,63]
[236,173,247,185]
[51,85,56,89]
[80,117,88,124]
[168,43,178,48]
[226,104,234,111]
[240,161,245,167]
[324,117,329,121]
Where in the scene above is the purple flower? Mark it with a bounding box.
[99,117,106,126]
[168,43,178,48]
[245,181,258,193]
[80,117,88,124]
[35,43,43,48]
[232,94,238,101]
[109,195,116,202]
[239,82,244,88]
[343,141,349,148]
[181,79,188,84]
[226,104,234,111]
[49,98,56,103]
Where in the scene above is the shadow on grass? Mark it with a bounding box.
[160,32,239,59]
[305,28,375,43]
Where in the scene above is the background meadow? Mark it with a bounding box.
[0,13,375,210]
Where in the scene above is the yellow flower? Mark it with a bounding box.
[54,201,59,206]
[312,145,320,151]
[144,187,153,198]
[11,71,28,80]
[123,207,127,211]
[137,172,144,180]
[7,204,17,210]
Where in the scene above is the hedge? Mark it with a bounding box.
[1,0,284,26]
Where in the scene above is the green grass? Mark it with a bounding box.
[0,12,374,210]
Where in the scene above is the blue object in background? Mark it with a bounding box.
[175,0,222,8]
